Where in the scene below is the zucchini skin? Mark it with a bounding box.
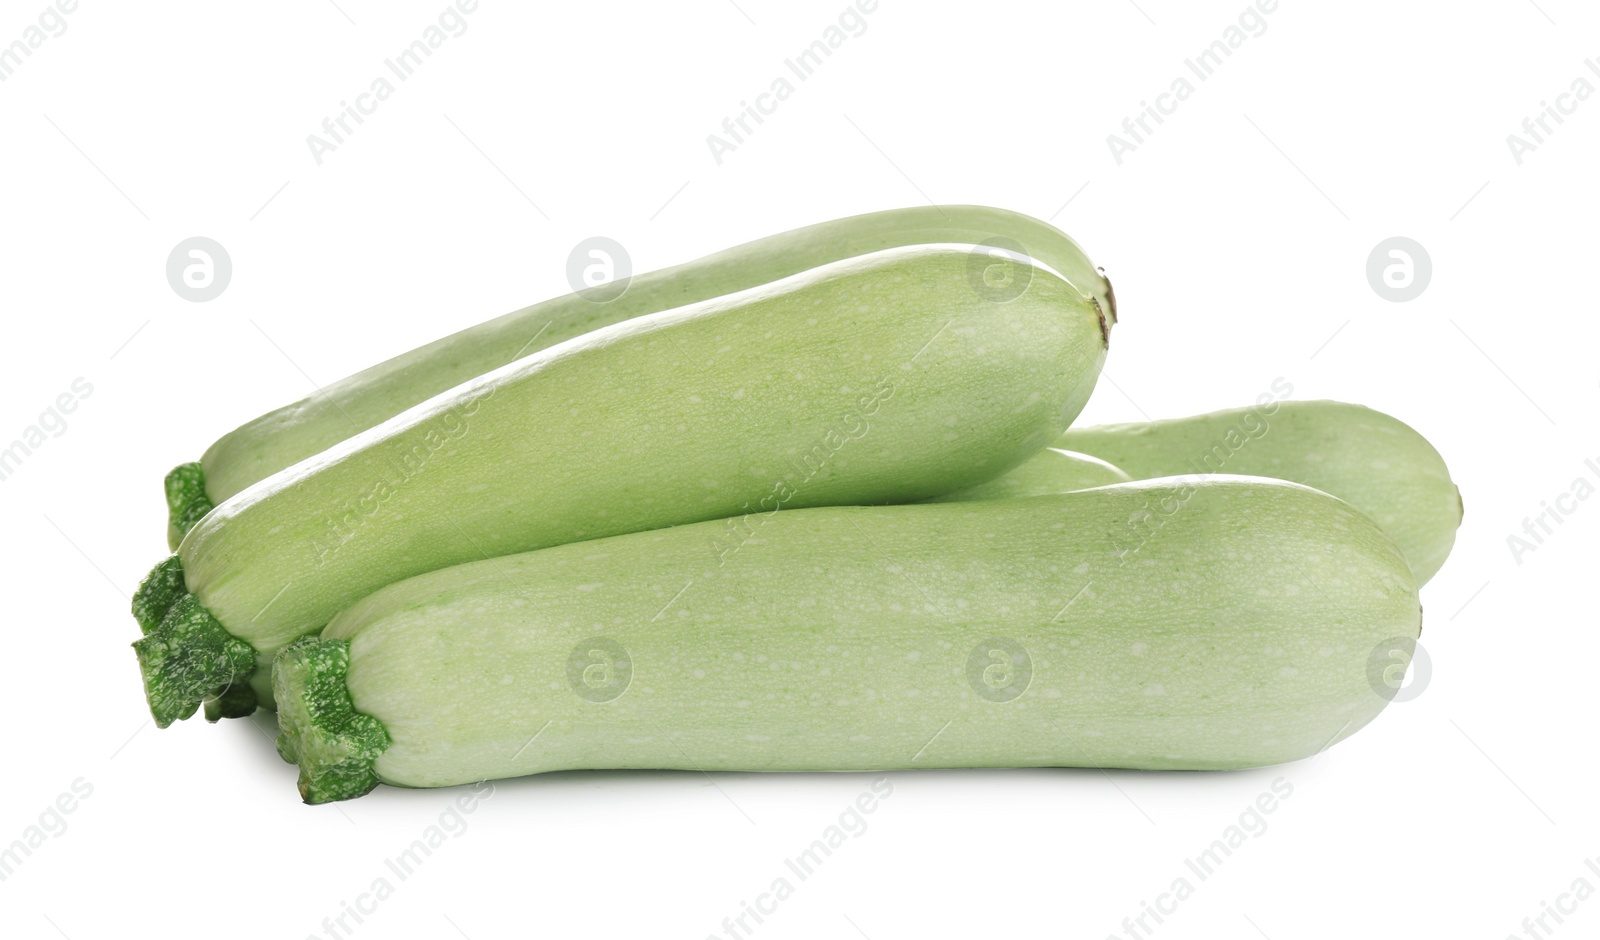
[136,244,1108,727]
[276,478,1420,803]
[924,447,1130,502]
[172,205,1114,548]
[1057,401,1460,584]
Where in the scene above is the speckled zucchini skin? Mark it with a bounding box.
[1058,401,1461,584]
[276,478,1420,802]
[136,244,1108,727]
[168,205,1114,547]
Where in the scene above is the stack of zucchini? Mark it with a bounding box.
[130,206,1459,803]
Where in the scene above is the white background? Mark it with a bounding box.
[1,1,1595,938]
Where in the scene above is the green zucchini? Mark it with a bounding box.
[924,448,1129,502]
[134,244,1109,727]
[1057,400,1460,583]
[274,478,1420,803]
[166,205,1115,548]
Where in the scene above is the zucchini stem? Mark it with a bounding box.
[203,682,260,723]
[164,462,214,550]
[273,638,390,804]
[131,554,186,635]
[131,556,257,727]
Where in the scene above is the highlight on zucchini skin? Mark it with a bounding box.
[275,478,1421,803]
[135,244,1110,727]
[1058,400,1462,584]
[923,448,1131,503]
[165,204,1116,548]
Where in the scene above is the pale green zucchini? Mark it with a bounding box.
[133,244,1109,727]
[166,205,1115,548]
[275,477,1420,803]
[925,447,1130,502]
[1057,401,1460,583]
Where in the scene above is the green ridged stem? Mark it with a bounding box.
[164,462,214,551]
[273,638,390,804]
[203,682,260,723]
[131,557,257,727]
[131,554,187,634]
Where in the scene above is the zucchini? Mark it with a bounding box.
[924,447,1129,502]
[274,478,1420,803]
[134,244,1109,727]
[1057,400,1460,583]
[166,205,1115,548]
